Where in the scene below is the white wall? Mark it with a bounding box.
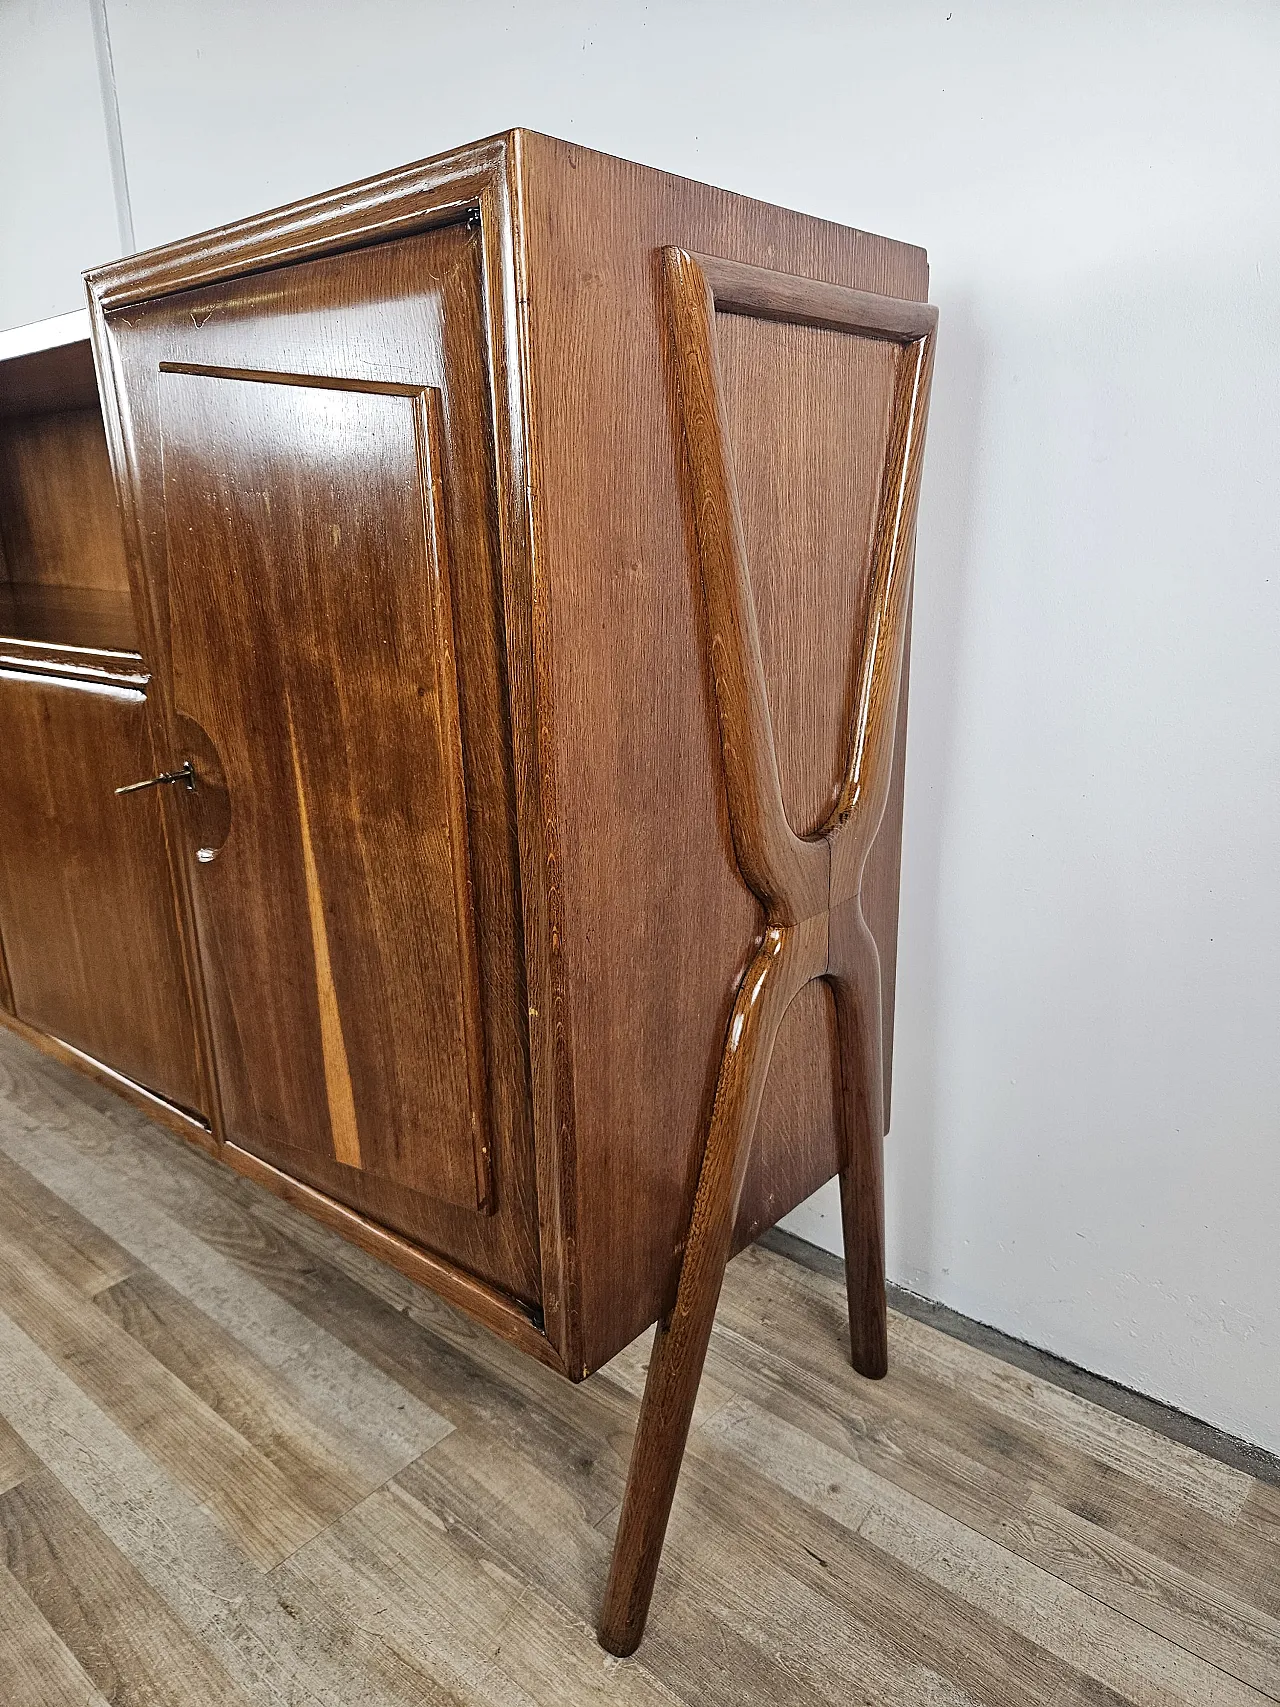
[5,1,1278,1451]
[0,0,121,330]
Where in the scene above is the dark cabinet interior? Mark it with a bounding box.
[0,338,138,658]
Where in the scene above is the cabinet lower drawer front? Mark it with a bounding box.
[0,669,203,1112]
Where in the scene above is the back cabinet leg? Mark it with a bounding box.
[831,911,889,1380]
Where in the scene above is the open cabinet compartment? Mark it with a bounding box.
[0,330,140,663]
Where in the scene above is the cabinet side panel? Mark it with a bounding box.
[714,308,910,1110]
[714,312,898,837]
[520,134,927,1372]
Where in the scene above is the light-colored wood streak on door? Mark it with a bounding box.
[287,708,362,1170]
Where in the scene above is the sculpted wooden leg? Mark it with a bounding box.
[830,901,889,1380]
[599,919,822,1656]
[634,250,935,1649]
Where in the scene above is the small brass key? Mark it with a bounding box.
[115,759,198,796]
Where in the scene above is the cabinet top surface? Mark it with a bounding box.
[84,128,927,313]
[0,310,92,369]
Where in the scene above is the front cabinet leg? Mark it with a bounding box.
[598,920,821,1655]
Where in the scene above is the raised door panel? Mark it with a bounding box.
[0,670,203,1110]
[104,220,541,1300]
[160,369,489,1210]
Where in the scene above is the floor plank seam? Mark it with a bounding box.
[762,1228,1280,1490]
[3,1028,1278,1706]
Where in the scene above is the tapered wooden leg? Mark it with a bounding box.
[598,920,822,1655]
[831,904,889,1380]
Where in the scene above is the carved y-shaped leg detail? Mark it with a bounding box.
[830,900,889,1379]
[599,918,824,1656]
[599,248,936,1653]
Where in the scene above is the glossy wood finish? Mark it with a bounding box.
[0,582,139,659]
[87,130,933,1379]
[84,129,937,1648]
[515,132,930,1376]
[599,250,936,1652]
[91,161,543,1321]
[601,917,829,1653]
[0,404,131,594]
[3,1030,1277,1707]
[158,346,491,1212]
[0,331,204,1117]
[0,671,203,1112]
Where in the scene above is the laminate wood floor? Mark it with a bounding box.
[0,1026,1276,1707]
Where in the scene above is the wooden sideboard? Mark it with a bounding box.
[1,128,936,1651]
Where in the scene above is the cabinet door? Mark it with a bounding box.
[0,669,203,1111]
[134,221,523,1221]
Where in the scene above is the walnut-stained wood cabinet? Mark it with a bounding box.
[80,129,937,1651]
[0,328,204,1117]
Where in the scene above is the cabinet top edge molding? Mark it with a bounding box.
[0,310,92,368]
[84,128,929,312]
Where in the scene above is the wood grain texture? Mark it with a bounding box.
[0,1564,107,1707]
[0,583,139,658]
[0,337,135,674]
[0,671,203,1112]
[222,1142,560,1371]
[90,135,557,1344]
[0,1230,334,1569]
[514,131,932,1375]
[716,310,899,838]
[0,1148,138,1299]
[0,911,12,1015]
[0,406,132,600]
[287,708,363,1170]
[95,193,542,1315]
[601,249,936,1648]
[0,1029,1276,1705]
[158,353,493,1211]
[71,128,946,1649]
[80,129,934,1389]
[0,1113,456,1483]
[601,917,829,1653]
[92,1268,373,1525]
[0,1006,215,1152]
[0,1468,248,1707]
[0,330,205,1123]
